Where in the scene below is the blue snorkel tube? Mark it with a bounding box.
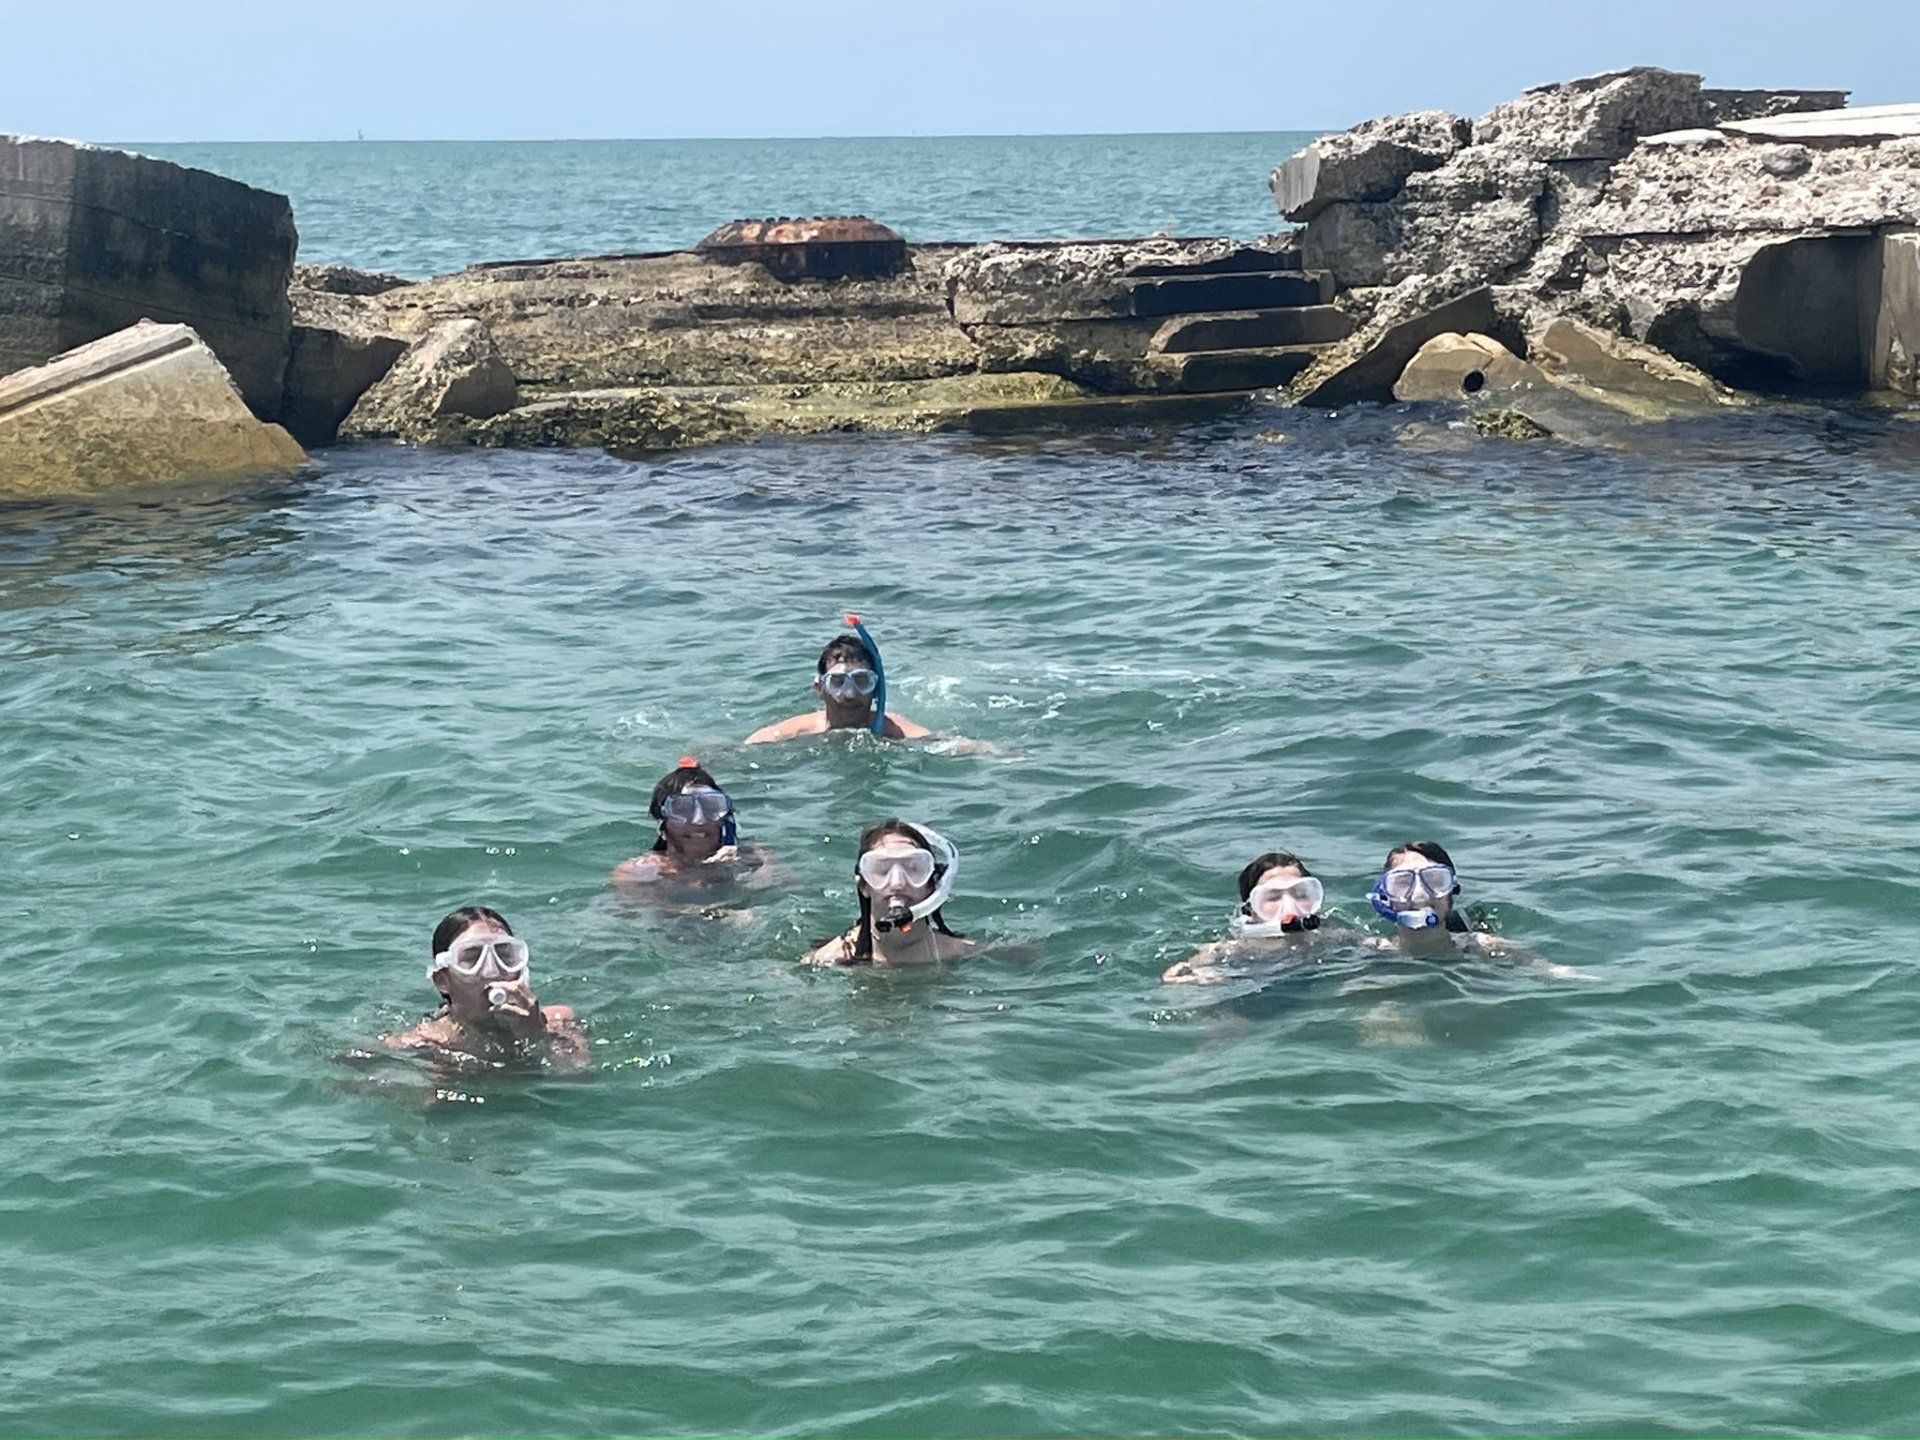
[843,612,887,736]
[1370,878,1441,929]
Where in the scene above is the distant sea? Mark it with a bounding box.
[138,132,1318,278]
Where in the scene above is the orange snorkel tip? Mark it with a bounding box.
[844,612,861,626]
[677,755,698,769]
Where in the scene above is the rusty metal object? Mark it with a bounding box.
[695,216,908,281]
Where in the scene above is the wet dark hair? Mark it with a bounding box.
[648,758,735,853]
[1236,851,1314,906]
[817,633,877,676]
[429,905,512,1005]
[847,817,962,963]
[1236,850,1320,931]
[1383,839,1470,932]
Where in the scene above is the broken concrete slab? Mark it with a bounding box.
[1531,316,1738,412]
[1720,102,1920,143]
[0,135,296,418]
[341,319,518,443]
[1472,67,1711,160]
[1269,110,1471,222]
[1392,332,1546,402]
[1290,282,1501,406]
[1149,306,1354,352]
[282,322,408,448]
[1121,270,1334,316]
[0,320,304,497]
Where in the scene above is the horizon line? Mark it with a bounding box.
[115,126,1331,147]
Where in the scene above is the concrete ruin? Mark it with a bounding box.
[0,320,305,497]
[0,135,297,418]
[1273,71,1920,406]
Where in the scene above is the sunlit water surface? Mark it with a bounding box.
[7,404,1920,1436]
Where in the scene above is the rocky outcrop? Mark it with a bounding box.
[341,319,517,442]
[1271,111,1471,222]
[1390,322,1734,442]
[0,136,296,419]
[1273,70,1920,404]
[282,270,411,446]
[364,248,981,389]
[0,320,304,497]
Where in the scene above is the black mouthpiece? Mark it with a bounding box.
[876,898,912,933]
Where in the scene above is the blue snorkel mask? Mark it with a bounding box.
[842,612,887,736]
[1370,863,1456,929]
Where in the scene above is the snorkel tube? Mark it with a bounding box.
[872,824,959,934]
[1370,878,1440,929]
[843,612,887,736]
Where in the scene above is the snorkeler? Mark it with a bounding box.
[612,757,772,891]
[746,614,930,744]
[383,906,589,1066]
[1162,850,1331,983]
[806,818,975,966]
[1366,840,1514,958]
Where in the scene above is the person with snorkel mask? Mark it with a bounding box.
[1163,850,1332,983]
[806,819,975,966]
[613,757,773,895]
[746,615,931,744]
[383,906,588,1066]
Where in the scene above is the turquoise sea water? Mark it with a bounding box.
[8,400,1920,1435]
[139,132,1317,278]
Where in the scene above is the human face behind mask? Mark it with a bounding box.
[1243,863,1325,932]
[858,836,937,910]
[1375,847,1457,928]
[429,917,531,1015]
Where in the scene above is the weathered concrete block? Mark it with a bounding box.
[1872,231,1920,396]
[1531,316,1736,410]
[342,318,518,442]
[1701,88,1850,124]
[1473,67,1709,160]
[282,322,407,447]
[0,136,296,418]
[0,320,304,497]
[1290,281,1501,406]
[1270,110,1471,222]
[1392,331,1545,402]
[1149,305,1354,352]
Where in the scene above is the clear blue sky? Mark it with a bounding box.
[5,0,1908,142]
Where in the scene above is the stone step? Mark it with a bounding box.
[1121,270,1335,318]
[1150,345,1322,393]
[1149,305,1355,354]
[1128,246,1305,277]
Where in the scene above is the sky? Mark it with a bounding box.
[4,0,1910,143]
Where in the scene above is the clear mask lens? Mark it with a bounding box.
[1381,865,1454,905]
[663,788,731,825]
[858,848,936,890]
[1249,877,1324,920]
[822,667,879,700]
[440,936,530,978]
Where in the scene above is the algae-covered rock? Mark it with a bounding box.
[342,319,518,443]
[1471,408,1552,440]
[0,320,304,497]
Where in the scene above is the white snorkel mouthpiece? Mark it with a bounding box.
[873,824,959,933]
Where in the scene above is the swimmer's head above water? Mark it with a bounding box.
[648,757,736,860]
[1232,851,1325,937]
[428,905,529,1016]
[815,630,885,731]
[1371,840,1470,934]
[849,818,962,961]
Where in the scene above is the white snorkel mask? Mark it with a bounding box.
[1230,876,1326,938]
[862,824,959,935]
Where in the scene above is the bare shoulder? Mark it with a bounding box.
[746,712,828,745]
[883,712,932,739]
[611,854,661,884]
[938,934,980,960]
[383,1017,448,1050]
